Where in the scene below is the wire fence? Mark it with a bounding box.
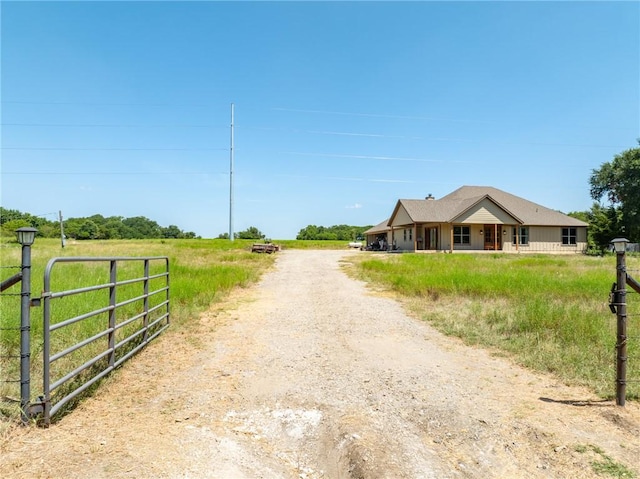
[0,264,23,415]
[625,266,639,399]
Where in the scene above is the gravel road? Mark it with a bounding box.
[1,249,639,478]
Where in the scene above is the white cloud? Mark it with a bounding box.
[346,203,363,209]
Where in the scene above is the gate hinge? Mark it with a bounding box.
[27,396,46,418]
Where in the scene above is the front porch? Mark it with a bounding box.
[392,223,520,252]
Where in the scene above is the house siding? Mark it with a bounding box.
[445,224,490,251]
[454,199,517,224]
[502,226,587,253]
[390,205,413,227]
[393,226,415,250]
[422,224,587,253]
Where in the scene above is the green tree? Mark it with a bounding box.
[296,224,372,241]
[63,217,84,239]
[0,208,25,226]
[590,144,640,242]
[1,219,31,238]
[236,226,265,240]
[296,225,319,240]
[161,225,183,239]
[122,216,161,239]
[76,219,99,240]
[587,203,623,253]
[101,217,126,239]
[3,208,196,241]
[37,223,59,239]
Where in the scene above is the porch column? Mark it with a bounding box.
[450,227,454,253]
[494,224,498,251]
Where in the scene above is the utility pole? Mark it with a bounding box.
[59,210,66,248]
[229,103,234,242]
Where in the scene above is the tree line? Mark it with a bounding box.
[296,224,371,241]
[0,210,198,240]
[216,226,267,240]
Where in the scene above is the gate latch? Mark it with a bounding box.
[609,282,618,314]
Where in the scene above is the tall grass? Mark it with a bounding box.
[353,253,639,399]
[0,238,276,421]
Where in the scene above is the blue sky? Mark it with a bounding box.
[2,1,639,239]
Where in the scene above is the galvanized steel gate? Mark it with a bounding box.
[31,256,170,425]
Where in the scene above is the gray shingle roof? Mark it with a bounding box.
[364,219,391,235]
[392,186,587,227]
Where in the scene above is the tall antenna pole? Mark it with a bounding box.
[229,103,234,241]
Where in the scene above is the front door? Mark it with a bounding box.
[425,227,438,250]
[484,225,502,250]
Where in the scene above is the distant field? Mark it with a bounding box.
[349,252,640,399]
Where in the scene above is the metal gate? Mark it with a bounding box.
[32,256,170,425]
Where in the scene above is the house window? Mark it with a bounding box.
[562,227,577,245]
[403,229,407,241]
[512,226,529,245]
[453,226,470,244]
[409,228,413,241]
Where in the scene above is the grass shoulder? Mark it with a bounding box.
[346,251,640,400]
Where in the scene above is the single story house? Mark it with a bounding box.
[368,186,588,253]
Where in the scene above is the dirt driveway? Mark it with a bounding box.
[1,250,639,478]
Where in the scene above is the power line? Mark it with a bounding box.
[271,106,498,124]
[282,151,471,163]
[276,174,420,184]
[2,171,228,175]
[302,129,423,140]
[2,147,228,151]
[2,123,227,128]
[237,125,628,148]
[1,100,221,107]
[238,125,426,140]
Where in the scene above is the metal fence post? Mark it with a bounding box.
[612,238,629,407]
[143,259,150,342]
[16,227,37,424]
[109,260,117,368]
